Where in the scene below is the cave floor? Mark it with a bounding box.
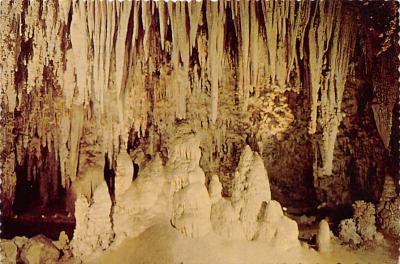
[87,221,398,264]
[1,211,398,264]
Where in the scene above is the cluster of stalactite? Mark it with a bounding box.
[0,0,363,215]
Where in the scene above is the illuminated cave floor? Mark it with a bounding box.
[2,210,398,264]
[90,221,398,264]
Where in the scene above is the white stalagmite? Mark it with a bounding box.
[317,220,331,253]
[231,145,271,240]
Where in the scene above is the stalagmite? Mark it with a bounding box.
[317,220,331,253]
[230,145,271,240]
[115,151,134,200]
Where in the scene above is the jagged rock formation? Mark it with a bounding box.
[19,235,60,264]
[0,239,18,264]
[0,3,398,264]
[2,0,387,216]
[230,145,271,240]
[167,130,212,238]
[377,175,400,237]
[0,234,70,264]
[255,200,299,249]
[67,131,303,261]
[339,200,383,247]
[71,183,112,259]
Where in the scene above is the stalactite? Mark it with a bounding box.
[308,1,355,179]
[0,0,359,215]
[371,52,398,149]
[206,1,225,124]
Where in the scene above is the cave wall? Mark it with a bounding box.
[0,0,398,217]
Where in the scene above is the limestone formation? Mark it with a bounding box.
[171,183,212,238]
[168,133,212,238]
[66,165,104,213]
[377,175,400,237]
[231,145,272,240]
[0,1,398,264]
[209,172,245,240]
[0,0,362,214]
[115,151,134,200]
[339,201,383,247]
[377,196,400,238]
[19,235,60,264]
[112,154,167,245]
[209,175,223,203]
[255,200,299,248]
[317,220,331,253]
[339,219,362,246]
[71,181,112,259]
[353,201,379,242]
[0,240,17,264]
[12,236,28,250]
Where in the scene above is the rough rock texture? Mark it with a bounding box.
[71,181,112,259]
[12,236,28,250]
[339,219,362,246]
[231,145,271,240]
[19,235,60,264]
[70,135,302,259]
[2,0,392,217]
[0,235,74,264]
[317,220,331,253]
[115,151,134,200]
[339,200,383,247]
[209,146,297,245]
[377,175,400,237]
[112,154,166,245]
[52,232,73,263]
[209,169,245,240]
[168,132,212,238]
[377,196,400,238]
[0,240,17,264]
[353,201,379,241]
[255,200,299,249]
